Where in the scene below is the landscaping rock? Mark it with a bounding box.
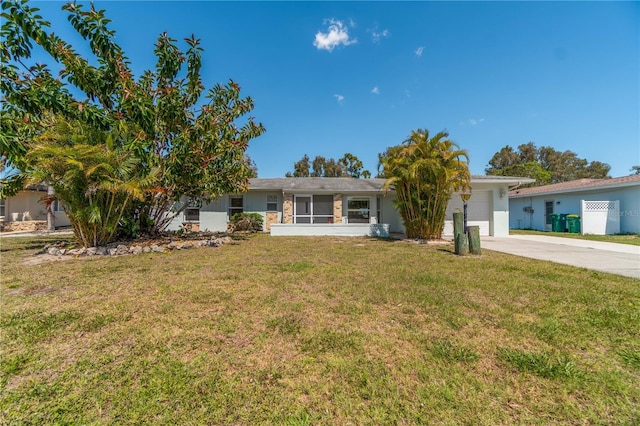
[116,244,129,255]
[33,232,232,261]
[47,247,62,256]
[150,244,164,253]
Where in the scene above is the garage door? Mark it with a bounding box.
[443,191,491,236]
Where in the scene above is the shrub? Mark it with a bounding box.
[229,212,263,233]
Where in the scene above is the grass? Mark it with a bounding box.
[1,233,639,424]
[511,229,640,246]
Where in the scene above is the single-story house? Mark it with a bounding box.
[0,186,70,232]
[167,176,533,237]
[509,174,640,234]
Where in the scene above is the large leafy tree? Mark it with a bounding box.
[486,142,610,186]
[1,0,265,235]
[285,153,371,178]
[379,129,471,239]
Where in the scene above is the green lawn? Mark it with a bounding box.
[1,234,639,424]
[510,229,640,246]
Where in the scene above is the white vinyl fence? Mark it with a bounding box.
[581,200,620,235]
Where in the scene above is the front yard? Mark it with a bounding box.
[1,234,638,424]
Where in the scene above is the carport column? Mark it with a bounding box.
[333,194,343,224]
[283,194,293,224]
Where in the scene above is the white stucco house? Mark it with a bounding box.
[167,176,533,238]
[509,174,640,235]
[0,185,70,232]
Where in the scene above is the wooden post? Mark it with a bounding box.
[453,212,463,241]
[455,232,469,256]
[467,226,481,255]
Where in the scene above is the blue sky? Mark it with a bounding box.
[25,1,640,178]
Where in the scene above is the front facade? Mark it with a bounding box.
[0,186,70,232]
[509,174,640,234]
[168,176,531,237]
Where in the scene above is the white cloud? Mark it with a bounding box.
[462,118,485,126]
[334,94,345,103]
[415,46,425,56]
[370,86,380,95]
[313,19,357,52]
[370,27,390,43]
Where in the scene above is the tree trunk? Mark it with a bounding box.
[46,184,55,232]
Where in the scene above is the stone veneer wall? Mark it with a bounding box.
[283,194,293,224]
[333,194,343,223]
[1,220,48,233]
[265,211,279,231]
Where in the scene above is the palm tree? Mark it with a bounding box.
[380,129,470,239]
[25,117,155,247]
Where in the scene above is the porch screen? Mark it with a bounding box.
[313,195,333,224]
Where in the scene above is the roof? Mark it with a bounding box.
[510,174,640,198]
[249,175,534,192]
[249,177,388,192]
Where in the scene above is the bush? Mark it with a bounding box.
[229,213,263,233]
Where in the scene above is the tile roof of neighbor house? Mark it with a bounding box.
[249,175,534,192]
[510,174,640,198]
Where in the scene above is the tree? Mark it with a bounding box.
[25,116,154,246]
[286,153,371,178]
[285,154,310,177]
[631,166,640,175]
[379,129,471,239]
[486,142,610,186]
[339,153,371,178]
[1,0,265,236]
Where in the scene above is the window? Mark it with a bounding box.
[53,200,65,213]
[0,198,5,217]
[347,198,370,223]
[185,208,200,222]
[229,195,243,218]
[267,195,278,211]
[376,196,382,224]
[545,201,554,225]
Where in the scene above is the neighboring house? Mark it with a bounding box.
[0,186,71,232]
[509,174,640,234]
[167,176,533,237]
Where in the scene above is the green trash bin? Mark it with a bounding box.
[549,213,565,232]
[559,214,568,232]
[566,214,580,234]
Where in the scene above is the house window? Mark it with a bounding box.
[53,200,65,213]
[376,196,382,224]
[229,195,243,219]
[185,208,200,222]
[0,198,5,217]
[347,198,370,223]
[267,195,278,212]
[545,201,554,225]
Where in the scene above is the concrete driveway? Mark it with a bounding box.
[481,235,640,279]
